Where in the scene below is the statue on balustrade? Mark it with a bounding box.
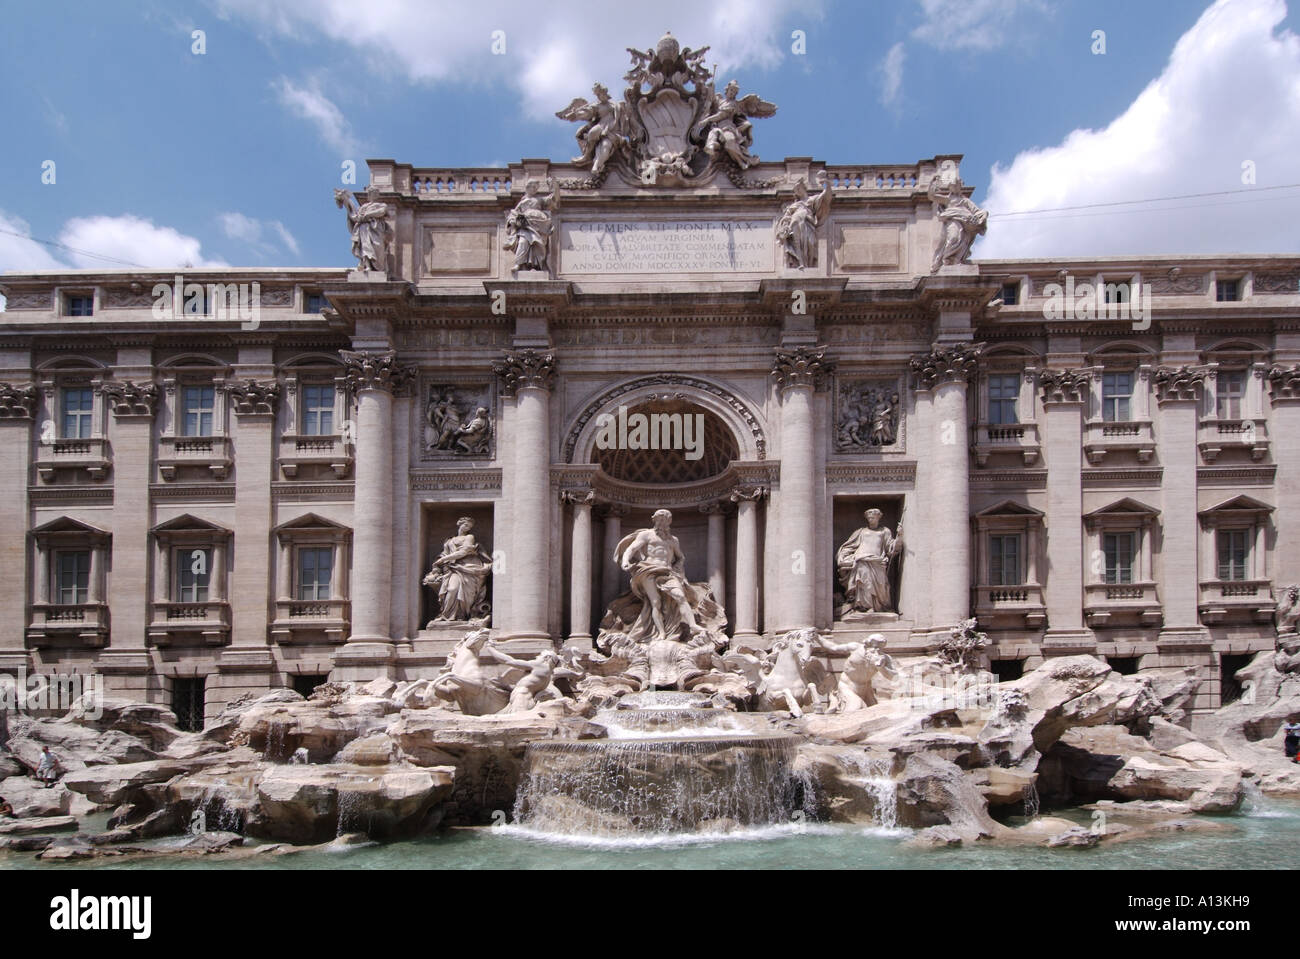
[503,178,559,272]
[333,185,392,273]
[836,509,903,616]
[928,159,988,272]
[776,171,832,270]
[423,517,492,623]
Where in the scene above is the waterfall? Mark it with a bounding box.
[1023,780,1040,820]
[838,753,900,831]
[512,693,803,837]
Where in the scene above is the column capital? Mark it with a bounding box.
[909,342,982,392]
[102,380,160,418]
[598,503,629,520]
[493,348,556,396]
[0,383,37,419]
[730,486,768,503]
[1039,368,1091,405]
[560,489,595,507]
[341,349,415,394]
[1153,365,1205,404]
[228,378,282,416]
[771,346,834,392]
[1268,364,1300,401]
[699,501,729,515]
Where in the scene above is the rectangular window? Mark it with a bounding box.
[56,550,91,604]
[1103,532,1136,585]
[172,677,206,733]
[1217,529,1249,581]
[1103,282,1130,304]
[176,547,212,603]
[1102,372,1133,422]
[297,547,333,601]
[304,293,327,313]
[1216,279,1239,302]
[1216,371,1245,419]
[1000,283,1019,306]
[301,385,335,436]
[65,294,94,316]
[181,385,215,436]
[61,387,94,439]
[987,374,1020,425]
[989,534,1022,586]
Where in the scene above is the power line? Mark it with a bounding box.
[990,183,1300,219]
[0,226,148,269]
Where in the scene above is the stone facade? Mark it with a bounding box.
[3,60,1299,723]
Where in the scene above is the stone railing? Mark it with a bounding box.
[1198,580,1275,624]
[407,169,513,197]
[1084,582,1162,628]
[1082,419,1156,464]
[278,433,353,479]
[823,165,924,192]
[35,436,112,482]
[158,434,233,481]
[972,421,1041,466]
[147,601,231,645]
[1196,417,1269,462]
[973,583,1046,629]
[271,598,349,644]
[27,603,110,646]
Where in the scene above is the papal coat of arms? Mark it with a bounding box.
[556,32,777,187]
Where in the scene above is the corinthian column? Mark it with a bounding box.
[1039,369,1091,641]
[910,343,980,627]
[700,501,727,611]
[772,347,834,632]
[562,489,594,647]
[730,486,766,644]
[493,349,556,642]
[339,350,413,665]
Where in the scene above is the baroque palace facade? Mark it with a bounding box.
[2,35,1298,727]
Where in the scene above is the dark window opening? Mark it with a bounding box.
[990,659,1024,682]
[1000,282,1019,305]
[292,674,329,699]
[1216,279,1239,302]
[172,677,206,732]
[65,294,94,316]
[1107,656,1140,676]
[1220,654,1254,705]
[304,293,327,313]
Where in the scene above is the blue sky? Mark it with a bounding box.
[1,0,1297,276]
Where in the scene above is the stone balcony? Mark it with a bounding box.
[1198,580,1276,625]
[27,603,110,647]
[1196,418,1270,462]
[270,598,349,644]
[972,421,1041,466]
[158,435,233,481]
[973,583,1047,629]
[1083,582,1163,628]
[278,433,353,479]
[1083,419,1156,465]
[34,437,111,482]
[146,601,231,645]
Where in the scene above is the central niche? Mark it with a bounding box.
[592,398,738,485]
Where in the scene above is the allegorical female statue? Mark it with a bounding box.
[333,186,391,273]
[836,509,903,615]
[423,517,492,622]
[776,171,832,269]
[928,159,988,272]
[503,178,559,272]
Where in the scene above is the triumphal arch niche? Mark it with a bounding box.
[323,29,993,682]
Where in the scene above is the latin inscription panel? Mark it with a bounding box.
[560,219,773,274]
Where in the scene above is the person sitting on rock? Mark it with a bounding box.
[1286,721,1300,760]
[0,796,13,817]
[35,746,60,788]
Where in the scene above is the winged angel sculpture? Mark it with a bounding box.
[555,32,777,185]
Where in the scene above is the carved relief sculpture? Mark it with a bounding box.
[836,509,903,616]
[334,185,392,274]
[928,159,988,272]
[425,385,492,455]
[837,380,901,450]
[423,517,492,624]
[503,179,559,272]
[776,172,832,269]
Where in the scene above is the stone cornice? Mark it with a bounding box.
[909,342,982,391]
[772,346,834,391]
[824,462,918,486]
[492,349,556,395]
[1153,366,1205,403]
[340,349,415,394]
[1038,368,1091,405]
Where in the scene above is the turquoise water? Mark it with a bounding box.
[7,798,1300,870]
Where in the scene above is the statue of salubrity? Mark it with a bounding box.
[836,508,903,618]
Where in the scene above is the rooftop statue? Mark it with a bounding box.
[928,159,988,272]
[555,83,631,177]
[333,184,392,274]
[693,78,777,171]
[503,178,559,272]
[776,171,832,269]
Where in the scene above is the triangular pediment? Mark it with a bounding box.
[32,516,109,536]
[152,513,230,534]
[976,499,1044,518]
[1200,494,1273,516]
[1084,497,1159,519]
[274,512,349,533]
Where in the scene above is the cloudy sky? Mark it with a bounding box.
[1,0,1297,285]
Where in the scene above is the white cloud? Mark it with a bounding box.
[912,0,1048,51]
[220,0,824,120]
[0,211,66,273]
[219,211,301,260]
[977,0,1300,258]
[272,76,358,154]
[880,42,906,107]
[59,215,226,269]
